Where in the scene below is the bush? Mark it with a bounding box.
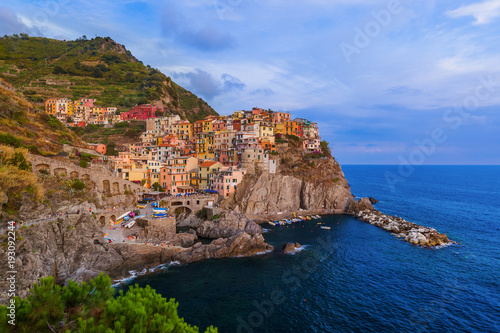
[0,133,22,147]
[70,178,86,191]
[79,159,88,168]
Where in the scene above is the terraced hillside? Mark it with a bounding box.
[0,34,217,123]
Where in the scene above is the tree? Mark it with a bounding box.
[66,116,73,123]
[320,140,332,159]
[141,179,146,186]
[0,273,217,332]
[152,182,164,192]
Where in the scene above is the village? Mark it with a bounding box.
[44,99,323,197]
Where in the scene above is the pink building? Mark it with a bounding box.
[121,104,163,121]
[303,139,321,153]
[89,143,107,155]
[213,167,246,197]
[272,112,291,124]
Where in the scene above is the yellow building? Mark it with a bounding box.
[259,123,274,138]
[196,132,215,160]
[174,120,193,140]
[44,98,58,115]
[273,122,285,135]
[198,161,222,189]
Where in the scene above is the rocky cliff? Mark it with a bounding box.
[221,143,355,215]
[0,213,272,304]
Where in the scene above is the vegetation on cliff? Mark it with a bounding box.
[0,273,217,332]
[0,34,217,123]
[0,145,42,217]
[0,80,85,154]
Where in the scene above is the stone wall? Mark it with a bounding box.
[29,154,145,195]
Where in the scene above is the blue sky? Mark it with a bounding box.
[2,0,500,164]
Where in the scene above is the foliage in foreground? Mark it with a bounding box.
[0,273,217,333]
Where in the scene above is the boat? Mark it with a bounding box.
[268,221,276,226]
[115,211,132,224]
[125,220,136,228]
[306,216,312,220]
[123,216,129,221]
[320,226,331,230]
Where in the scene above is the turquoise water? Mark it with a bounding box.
[116,166,500,332]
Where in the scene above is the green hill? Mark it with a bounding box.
[0,34,217,123]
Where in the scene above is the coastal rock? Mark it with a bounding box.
[357,210,453,248]
[222,172,354,215]
[369,197,379,204]
[177,213,204,228]
[174,233,273,263]
[358,198,375,212]
[282,242,302,254]
[196,211,262,239]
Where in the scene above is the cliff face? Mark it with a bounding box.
[222,144,355,215]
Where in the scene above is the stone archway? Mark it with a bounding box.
[70,171,79,179]
[110,215,116,223]
[174,207,191,215]
[35,163,50,174]
[103,180,111,194]
[81,174,90,180]
[99,216,106,224]
[54,168,67,177]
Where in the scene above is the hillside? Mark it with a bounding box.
[0,34,217,123]
[0,78,85,154]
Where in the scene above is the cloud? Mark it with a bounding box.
[173,69,245,99]
[384,86,422,96]
[0,6,42,36]
[447,0,500,24]
[161,3,236,51]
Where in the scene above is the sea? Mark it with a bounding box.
[115,166,500,332]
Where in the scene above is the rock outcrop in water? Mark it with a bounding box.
[357,210,453,248]
[282,242,302,254]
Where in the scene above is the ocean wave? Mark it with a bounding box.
[112,261,181,286]
[285,245,310,255]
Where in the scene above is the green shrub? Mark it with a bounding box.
[79,159,88,168]
[70,178,86,191]
[0,133,22,147]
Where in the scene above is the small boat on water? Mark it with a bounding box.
[125,220,135,228]
[269,221,276,226]
[320,226,331,230]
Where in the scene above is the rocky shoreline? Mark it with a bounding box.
[357,210,456,248]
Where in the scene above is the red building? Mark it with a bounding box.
[120,104,163,121]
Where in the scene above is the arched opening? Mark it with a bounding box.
[54,168,67,177]
[35,163,50,174]
[112,182,120,195]
[99,216,106,224]
[81,174,90,180]
[70,171,79,179]
[174,207,191,215]
[103,180,111,194]
[110,215,116,222]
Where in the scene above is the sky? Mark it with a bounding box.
[1,0,500,165]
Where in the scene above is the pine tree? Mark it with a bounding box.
[0,273,217,332]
